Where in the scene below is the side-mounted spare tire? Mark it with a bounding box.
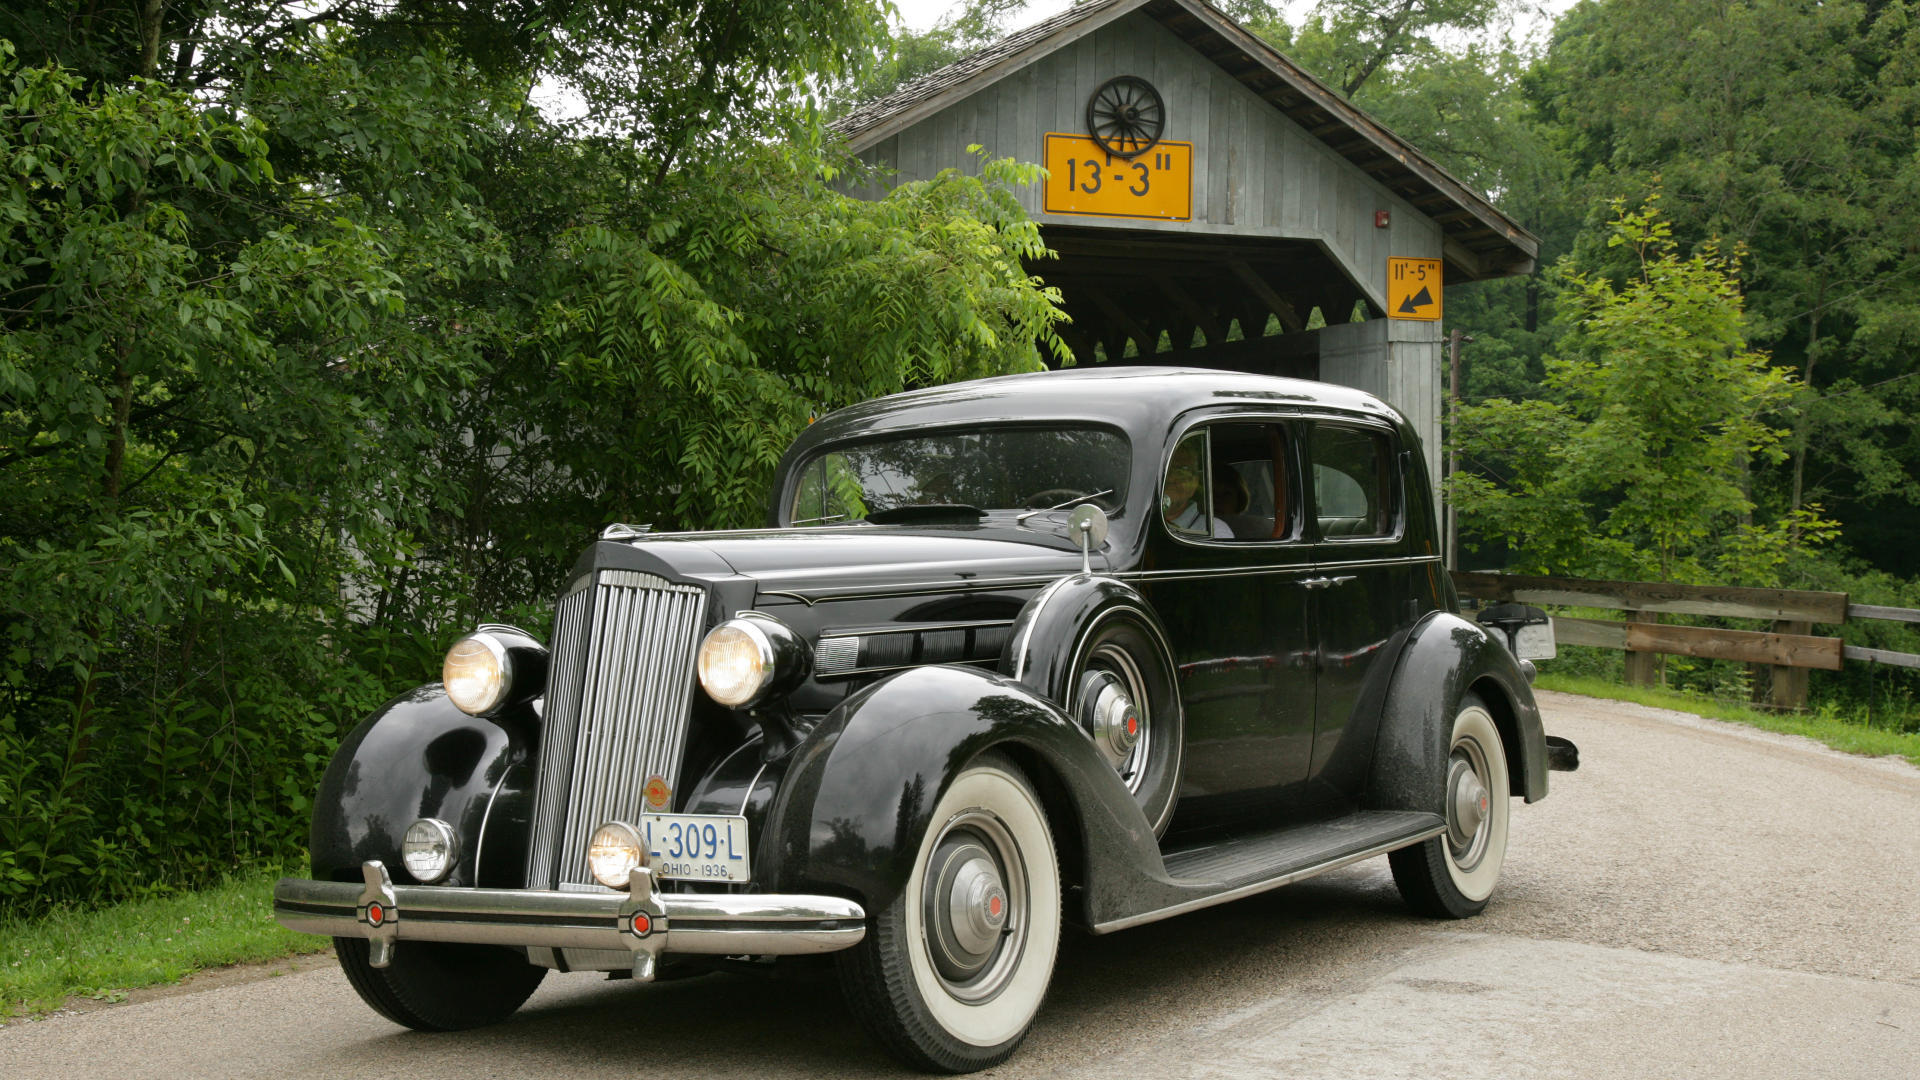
[1000,575,1183,837]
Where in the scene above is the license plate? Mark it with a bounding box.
[640,814,751,883]
[1515,622,1557,661]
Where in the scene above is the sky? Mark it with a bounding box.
[889,1,1579,48]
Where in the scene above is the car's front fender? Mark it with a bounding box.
[309,686,538,888]
[758,664,1166,920]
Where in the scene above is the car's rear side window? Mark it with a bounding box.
[1309,425,1395,540]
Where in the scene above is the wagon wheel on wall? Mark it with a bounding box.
[1086,76,1164,159]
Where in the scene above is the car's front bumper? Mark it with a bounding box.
[273,861,866,981]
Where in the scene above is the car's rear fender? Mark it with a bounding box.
[1366,612,1548,811]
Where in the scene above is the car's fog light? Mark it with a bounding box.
[402,818,457,883]
[588,821,646,888]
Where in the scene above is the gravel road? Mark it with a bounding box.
[4,689,1916,1078]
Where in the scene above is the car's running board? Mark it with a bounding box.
[1093,810,1445,934]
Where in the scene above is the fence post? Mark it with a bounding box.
[1770,619,1811,710]
[1624,610,1659,687]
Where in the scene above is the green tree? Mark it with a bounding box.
[1451,201,1816,584]
[1529,0,1920,572]
[0,0,1064,907]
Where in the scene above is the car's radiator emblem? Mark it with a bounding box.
[644,776,672,811]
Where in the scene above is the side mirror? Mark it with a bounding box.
[1067,504,1109,574]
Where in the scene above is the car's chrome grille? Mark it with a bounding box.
[526,569,708,890]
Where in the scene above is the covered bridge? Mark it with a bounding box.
[832,0,1537,482]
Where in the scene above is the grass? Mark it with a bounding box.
[0,862,330,1020]
[1536,671,1920,768]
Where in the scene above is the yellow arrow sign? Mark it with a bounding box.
[1388,257,1443,321]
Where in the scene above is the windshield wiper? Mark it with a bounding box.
[1015,489,1116,524]
[790,513,852,525]
[864,503,989,525]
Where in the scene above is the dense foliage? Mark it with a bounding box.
[0,1,1064,910]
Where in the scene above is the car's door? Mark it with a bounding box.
[1302,419,1420,789]
[1135,417,1319,826]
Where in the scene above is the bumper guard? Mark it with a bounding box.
[274,861,866,981]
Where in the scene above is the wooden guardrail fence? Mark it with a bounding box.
[1451,571,1920,709]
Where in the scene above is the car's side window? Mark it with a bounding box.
[1309,424,1395,539]
[1163,423,1300,542]
[1161,431,1219,538]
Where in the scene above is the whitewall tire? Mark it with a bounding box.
[838,753,1061,1072]
[1389,693,1510,918]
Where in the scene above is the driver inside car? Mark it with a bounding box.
[1162,436,1231,538]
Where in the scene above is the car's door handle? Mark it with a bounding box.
[1300,575,1356,589]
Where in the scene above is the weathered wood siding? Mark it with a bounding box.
[852,11,1446,310]
[1318,320,1443,501]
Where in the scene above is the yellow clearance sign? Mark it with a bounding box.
[1388,257,1443,321]
[1043,134,1191,221]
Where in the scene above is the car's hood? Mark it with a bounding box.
[607,525,1102,597]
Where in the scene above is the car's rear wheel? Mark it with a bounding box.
[1067,607,1182,837]
[335,937,546,1031]
[1389,692,1510,918]
[837,753,1061,1073]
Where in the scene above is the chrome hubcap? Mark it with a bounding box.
[1446,739,1493,871]
[1083,643,1151,794]
[922,811,1027,1002]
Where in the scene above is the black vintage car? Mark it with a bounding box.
[274,366,1575,1071]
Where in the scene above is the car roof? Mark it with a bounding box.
[793,366,1403,454]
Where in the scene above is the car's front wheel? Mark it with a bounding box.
[335,937,546,1031]
[1388,692,1510,918]
[837,752,1061,1072]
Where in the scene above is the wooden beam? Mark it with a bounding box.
[1844,644,1920,669]
[1154,275,1225,344]
[1228,260,1305,332]
[1443,238,1484,280]
[1553,617,1844,671]
[1848,603,1920,624]
[1453,571,1849,624]
[1082,287,1157,357]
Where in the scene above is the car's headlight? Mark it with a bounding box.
[442,625,548,716]
[696,615,805,708]
[588,821,645,889]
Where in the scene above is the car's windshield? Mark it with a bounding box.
[787,426,1130,526]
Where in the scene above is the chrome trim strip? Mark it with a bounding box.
[819,618,1017,638]
[1009,575,1077,682]
[762,574,1063,603]
[1090,822,1447,934]
[1115,565,1319,583]
[1315,554,1442,570]
[469,766,514,886]
[762,556,1441,605]
[273,877,867,956]
[740,763,768,816]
